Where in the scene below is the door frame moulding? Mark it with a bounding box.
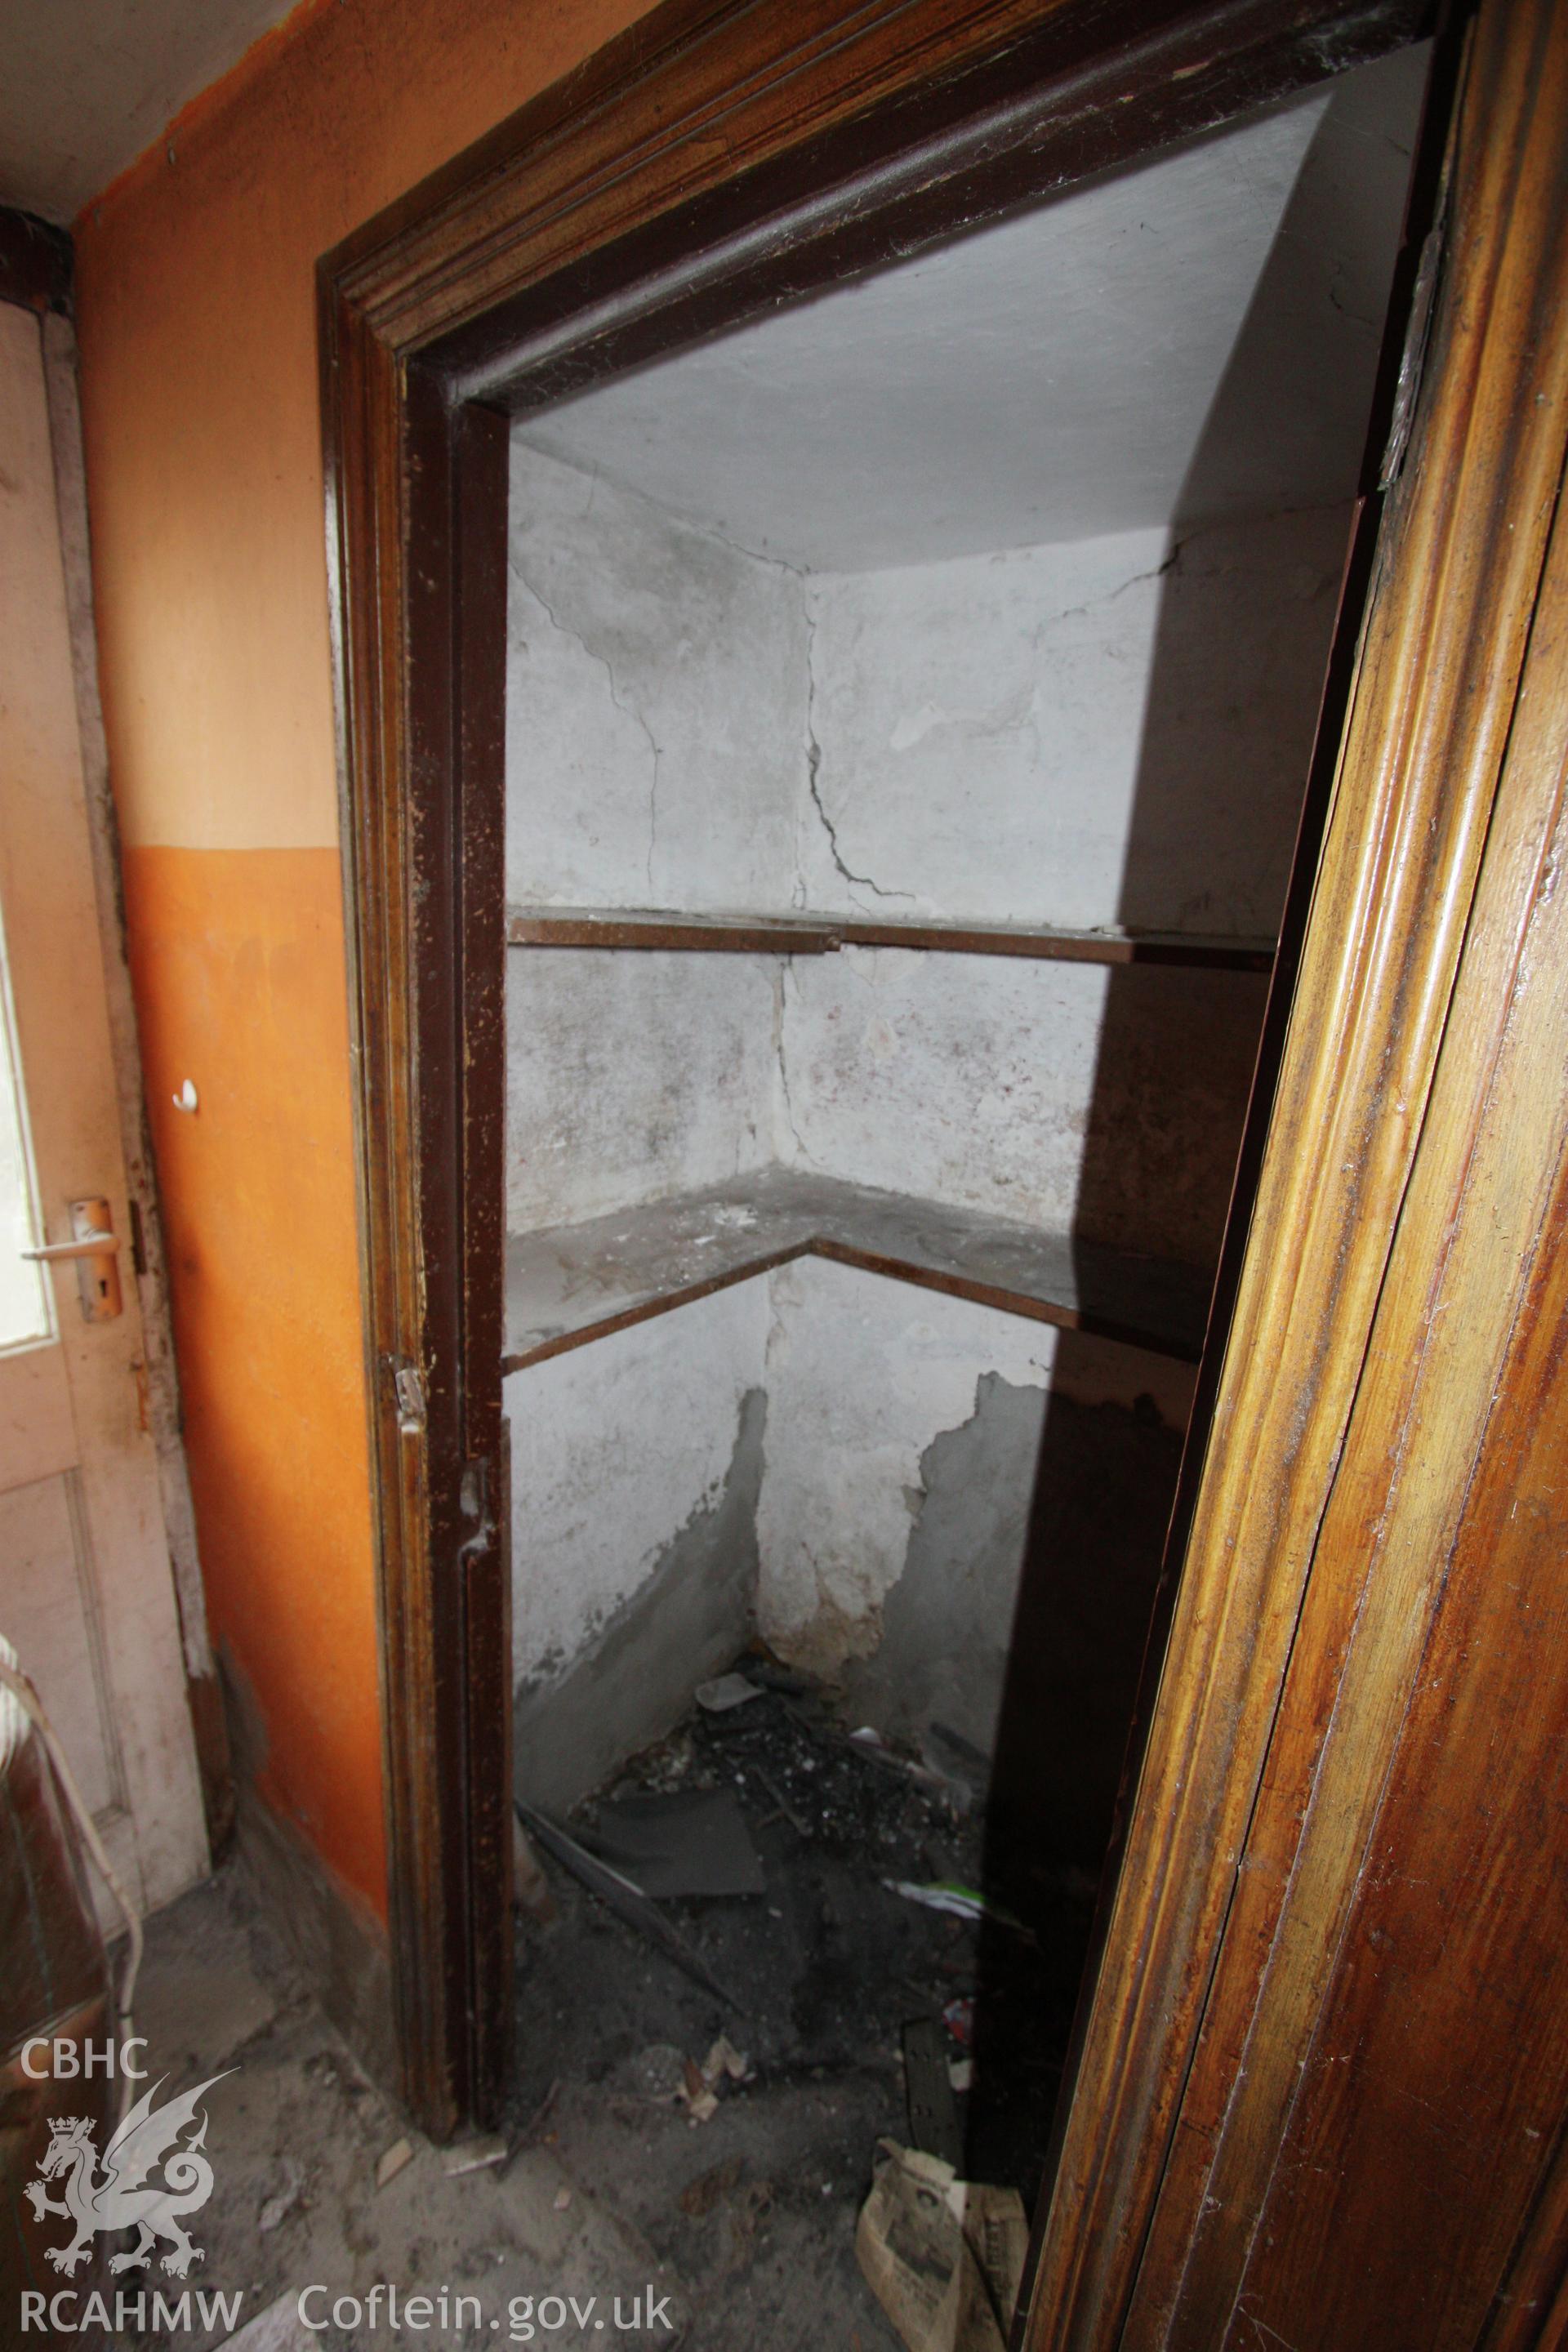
[1028,2,1568,2341]
[317,0,1432,2149]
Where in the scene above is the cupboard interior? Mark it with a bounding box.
[500,38,1428,2198]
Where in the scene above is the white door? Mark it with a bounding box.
[0,295,207,1916]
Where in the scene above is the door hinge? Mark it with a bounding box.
[393,1361,426,1435]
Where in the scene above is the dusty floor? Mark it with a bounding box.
[101,1869,689,2351]
[97,1677,1085,2350]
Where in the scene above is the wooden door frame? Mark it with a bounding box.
[316,0,1441,2180]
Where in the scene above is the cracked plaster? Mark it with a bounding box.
[498,126,1401,1684]
[500,451,1338,1674]
[506,440,803,913]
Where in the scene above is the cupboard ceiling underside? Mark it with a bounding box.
[516,42,1429,572]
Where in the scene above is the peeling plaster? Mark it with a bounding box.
[498,84,1412,1695]
[754,1257,1194,1677]
[514,1383,768,1812]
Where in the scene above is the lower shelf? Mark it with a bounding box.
[503,1169,1213,1372]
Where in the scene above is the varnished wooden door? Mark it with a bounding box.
[1026,2,1568,2342]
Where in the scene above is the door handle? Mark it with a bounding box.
[21,1198,123,1321]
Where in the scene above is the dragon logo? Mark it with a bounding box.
[24,2073,233,2278]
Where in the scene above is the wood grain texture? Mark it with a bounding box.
[1024,2,1568,2342]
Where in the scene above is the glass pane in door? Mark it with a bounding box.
[0,901,52,1351]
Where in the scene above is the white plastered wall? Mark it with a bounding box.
[795,506,1349,933]
[506,947,779,1230]
[507,1278,770,1689]
[506,439,803,911]
[501,448,1348,1702]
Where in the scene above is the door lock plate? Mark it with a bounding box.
[21,1198,123,1322]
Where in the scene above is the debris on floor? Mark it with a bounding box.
[517,1795,742,2007]
[592,1786,765,1899]
[884,1878,1031,1933]
[513,1811,559,1924]
[902,2018,964,2167]
[216,2290,315,2351]
[109,1868,689,2352]
[86,1655,1091,2350]
[507,1651,1090,2345]
[443,2130,510,2176]
[256,2156,307,2233]
[679,2035,753,2123]
[694,1671,765,1713]
[855,2140,1029,2352]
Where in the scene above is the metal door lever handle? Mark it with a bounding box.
[20,1199,123,1321]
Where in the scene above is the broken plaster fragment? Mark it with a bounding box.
[256,2158,305,2234]
[443,2133,510,2178]
[702,2036,752,2087]
[694,1672,764,1713]
[677,2036,752,2125]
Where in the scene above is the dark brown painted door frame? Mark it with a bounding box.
[313,11,1568,2343]
[319,0,1432,2147]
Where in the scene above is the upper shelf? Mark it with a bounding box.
[504,1167,1214,1374]
[506,906,1275,971]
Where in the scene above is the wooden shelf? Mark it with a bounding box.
[506,906,1274,971]
[507,906,837,954]
[504,1168,1213,1373]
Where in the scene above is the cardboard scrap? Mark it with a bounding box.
[516,1797,742,2008]
[856,2140,1028,2352]
[679,2034,752,2123]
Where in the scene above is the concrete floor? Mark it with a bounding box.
[110,1860,909,2350]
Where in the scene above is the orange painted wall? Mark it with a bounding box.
[73,0,646,1919]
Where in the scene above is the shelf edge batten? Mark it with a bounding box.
[505,906,1275,969]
